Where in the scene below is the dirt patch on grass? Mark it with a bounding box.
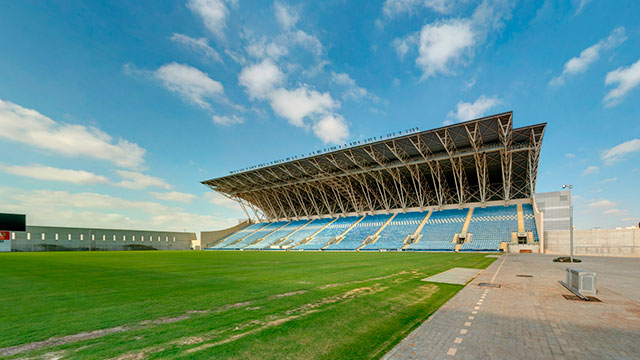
[0,300,255,358]
[286,285,387,316]
[178,285,388,356]
[318,271,406,289]
[29,350,68,360]
[408,285,439,305]
[185,309,322,355]
[140,315,190,325]
[175,336,207,345]
[268,290,308,299]
[0,326,128,357]
[214,301,253,313]
[4,272,405,358]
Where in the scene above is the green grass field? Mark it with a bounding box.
[0,251,496,359]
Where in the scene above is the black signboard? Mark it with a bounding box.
[0,214,26,231]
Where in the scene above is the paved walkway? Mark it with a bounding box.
[384,254,640,360]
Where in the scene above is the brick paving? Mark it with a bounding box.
[384,254,640,360]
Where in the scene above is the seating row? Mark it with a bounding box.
[206,204,537,252]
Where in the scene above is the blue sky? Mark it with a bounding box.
[0,0,639,232]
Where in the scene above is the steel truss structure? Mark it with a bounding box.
[203,112,546,221]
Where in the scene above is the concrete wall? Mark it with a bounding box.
[544,228,640,257]
[201,220,250,248]
[507,243,540,253]
[8,225,197,252]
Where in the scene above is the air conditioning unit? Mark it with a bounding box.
[565,268,597,296]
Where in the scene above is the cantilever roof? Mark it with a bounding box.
[203,112,546,221]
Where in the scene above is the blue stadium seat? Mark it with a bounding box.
[295,216,361,250]
[404,209,466,251]
[460,205,517,251]
[282,218,334,248]
[244,220,310,249]
[325,214,391,250]
[361,212,427,251]
[222,221,289,250]
[206,222,268,249]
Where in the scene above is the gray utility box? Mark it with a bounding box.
[566,268,597,296]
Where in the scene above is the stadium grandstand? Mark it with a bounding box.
[202,112,546,252]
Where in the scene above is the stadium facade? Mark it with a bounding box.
[202,112,548,252]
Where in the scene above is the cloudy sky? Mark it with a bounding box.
[0,0,639,232]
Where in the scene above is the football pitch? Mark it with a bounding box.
[0,251,496,359]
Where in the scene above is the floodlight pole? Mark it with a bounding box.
[563,184,574,262]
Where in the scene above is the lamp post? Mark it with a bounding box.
[562,184,574,262]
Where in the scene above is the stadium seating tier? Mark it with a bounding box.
[206,203,539,253]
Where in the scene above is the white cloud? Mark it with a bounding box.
[235,15,346,143]
[170,33,222,63]
[463,77,476,89]
[204,191,242,210]
[0,164,180,193]
[604,59,640,106]
[224,49,248,66]
[564,153,576,158]
[287,30,324,58]
[238,59,285,99]
[212,114,244,125]
[395,0,513,79]
[115,170,172,190]
[149,211,238,232]
[582,165,599,175]
[446,95,501,123]
[573,0,592,15]
[1,164,109,185]
[0,187,237,232]
[245,39,288,60]
[238,62,347,143]
[603,208,623,215]
[274,2,299,30]
[150,191,197,203]
[268,87,338,127]
[313,114,350,144]
[588,199,615,208]
[621,217,637,222]
[243,29,323,64]
[187,0,231,39]
[599,177,617,184]
[601,138,640,164]
[392,36,415,60]
[550,27,626,86]
[331,72,374,101]
[382,0,453,18]
[0,99,145,169]
[416,19,475,79]
[154,62,224,109]
[12,189,170,214]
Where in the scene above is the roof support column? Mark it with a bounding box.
[498,115,513,202]
[528,127,544,197]
[436,128,468,205]
[386,141,425,208]
[465,122,489,203]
